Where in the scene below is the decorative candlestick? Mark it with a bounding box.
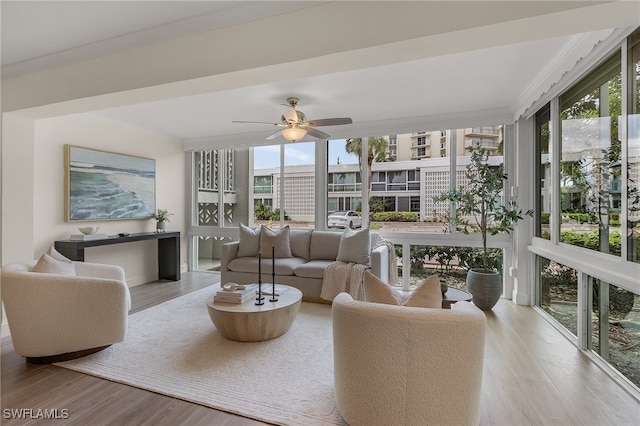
[270,245,278,302]
[256,252,264,305]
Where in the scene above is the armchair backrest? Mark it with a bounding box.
[1,261,131,358]
[332,292,486,426]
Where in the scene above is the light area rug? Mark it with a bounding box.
[56,286,345,425]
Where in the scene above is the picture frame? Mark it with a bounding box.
[65,145,156,221]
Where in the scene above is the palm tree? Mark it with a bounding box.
[345,136,389,192]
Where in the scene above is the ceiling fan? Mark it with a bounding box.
[232,97,353,142]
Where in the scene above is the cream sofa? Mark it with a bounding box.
[1,260,131,363]
[220,229,390,300]
[332,293,486,426]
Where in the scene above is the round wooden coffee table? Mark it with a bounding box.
[442,287,473,309]
[207,285,302,342]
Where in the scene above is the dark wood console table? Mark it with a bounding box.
[55,231,180,281]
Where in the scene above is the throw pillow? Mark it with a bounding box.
[363,270,442,309]
[336,227,370,265]
[31,253,76,276]
[260,225,292,258]
[47,246,71,263]
[237,223,261,257]
[363,271,403,305]
[402,275,443,309]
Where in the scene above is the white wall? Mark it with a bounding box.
[1,113,186,337]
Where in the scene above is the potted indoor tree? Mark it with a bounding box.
[434,145,532,310]
[152,208,173,233]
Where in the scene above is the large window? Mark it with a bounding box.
[533,29,640,393]
[327,139,362,219]
[251,142,317,229]
[559,52,621,257]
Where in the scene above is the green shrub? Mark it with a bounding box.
[561,213,595,224]
[559,230,621,256]
[254,203,290,221]
[371,211,418,222]
[540,212,550,224]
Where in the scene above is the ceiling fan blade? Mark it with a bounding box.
[304,118,353,127]
[232,120,282,126]
[265,129,284,140]
[304,127,331,139]
[282,106,299,123]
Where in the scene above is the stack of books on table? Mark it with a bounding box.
[214,284,257,304]
[70,233,108,241]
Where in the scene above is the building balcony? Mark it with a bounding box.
[411,151,430,159]
[465,127,500,138]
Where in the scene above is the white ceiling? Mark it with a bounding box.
[1,1,633,148]
[1,1,322,71]
[92,37,569,141]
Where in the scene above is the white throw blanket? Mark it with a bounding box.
[370,232,398,286]
[321,234,397,301]
[321,261,369,302]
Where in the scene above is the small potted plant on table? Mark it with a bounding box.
[152,208,173,233]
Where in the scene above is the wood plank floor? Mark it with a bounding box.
[2,271,639,425]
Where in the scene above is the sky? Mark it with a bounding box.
[254,139,359,169]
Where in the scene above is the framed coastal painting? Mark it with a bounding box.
[65,145,156,221]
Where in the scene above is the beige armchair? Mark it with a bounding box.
[1,260,131,363]
[332,293,486,426]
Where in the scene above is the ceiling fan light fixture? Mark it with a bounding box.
[281,126,307,142]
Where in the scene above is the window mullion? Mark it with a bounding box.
[279,144,285,229]
[449,129,457,233]
[576,271,590,350]
[621,38,629,260]
[550,98,561,245]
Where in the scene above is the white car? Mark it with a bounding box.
[328,210,362,229]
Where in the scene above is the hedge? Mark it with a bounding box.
[371,211,419,222]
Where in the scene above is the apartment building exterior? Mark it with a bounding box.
[250,127,504,222]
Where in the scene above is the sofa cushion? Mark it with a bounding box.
[363,271,442,308]
[260,225,292,258]
[237,223,261,257]
[294,260,335,279]
[336,227,370,265]
[227,256,305,276]
[289,229,312,260]
[309,231,342,260]
[31,253,76,276]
